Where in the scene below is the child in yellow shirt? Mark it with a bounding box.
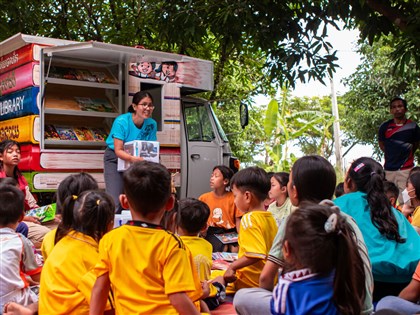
[90,161,203,315]
[177,198,226,311]
[220,167,278,292]
[41,172,99,260]
[38,190,115,315]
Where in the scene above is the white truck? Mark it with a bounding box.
[0,33,246,201]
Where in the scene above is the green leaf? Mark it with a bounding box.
[264,99,279,138]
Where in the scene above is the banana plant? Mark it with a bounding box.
[262,87,335,171]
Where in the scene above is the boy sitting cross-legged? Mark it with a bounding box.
[177,198,227,310]
[0,183,42,311]
[90,161,202,315]
[221,167,278,292]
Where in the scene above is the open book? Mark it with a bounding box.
[26,203,56,223]
[214,232,238,244]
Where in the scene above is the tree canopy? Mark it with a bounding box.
[2,0,420,164]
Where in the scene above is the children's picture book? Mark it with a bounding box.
[74,97,115,112]
[90,127,108,141]
[48,65,117,83]
[212,252,238,262]
[55,125,78,141]
[73,126,95,141]
[75,69,97,82]
[211,259,231,271]
[44,124,60,140]
[26,203,56,223]
[90,70,118,84]
[214,232,238,244]
[117,140,160,171]
[49,66,78,80]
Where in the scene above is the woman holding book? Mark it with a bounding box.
[104,91,157,213]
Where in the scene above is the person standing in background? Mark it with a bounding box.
[378,97,420,203]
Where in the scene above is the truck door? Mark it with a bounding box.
[181,100,225,198]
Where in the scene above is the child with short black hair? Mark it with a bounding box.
[335,182,345,198]
[39,190,115,314]
[177,198,226,310]
[199,165,241,252]
[384,180,400,209]
[0,184,42,311]
[90,161,202,315]
[222,166,277,292]
[271,203,366,315]
[0,177,29,237]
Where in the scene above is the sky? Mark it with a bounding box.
[253,24,377,169]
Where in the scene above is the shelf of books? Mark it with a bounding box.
[41,59,121,150]
[44,124,108,149]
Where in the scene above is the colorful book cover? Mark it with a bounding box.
[44,124,60,140]
[90,127,108,141]
[18,144,105,172]
[211,252,238,262]
[91,98,115,112]
[0,44,45,74]
[48,66,77,80]
[117,140,160,171]
[0,63,40,97]
[74,97,114,112]
[73,126,95,141]
[0,115,40,143]
[55,125,78,141]
[211,259,231,270]
[75,69,97,82]
[214,232,238,244]
[26,203,56,222]
[0,86,40,121]
[90,70,118,84]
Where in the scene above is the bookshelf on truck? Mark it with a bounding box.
[0,33,243,201]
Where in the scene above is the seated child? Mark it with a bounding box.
[334,182,344,198]
[0,177,29,237]
[271,203,366,315]
[41,172,99,260]
[267,172,294,226]
[0,184,42,311]
[199,165,241,252]
[39,190,115,314]
[384,181,401,211]
[90,161,203,315]
[0,140,50,248]
[222,166,278,292]
[177,198,226,310]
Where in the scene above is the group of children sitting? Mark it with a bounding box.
[1,142,420,314]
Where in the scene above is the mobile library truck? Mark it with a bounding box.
[0,33,245,201]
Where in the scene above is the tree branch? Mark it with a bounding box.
[364,0,407,31]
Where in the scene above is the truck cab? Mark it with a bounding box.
[181,97,237,197]
[0,34,240,200]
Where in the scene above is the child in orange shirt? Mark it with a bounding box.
[199,165,241,252]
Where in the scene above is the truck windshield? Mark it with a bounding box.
[209,106,228,142]
[184,105,215,142]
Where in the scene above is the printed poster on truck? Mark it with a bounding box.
[128,60,213,91]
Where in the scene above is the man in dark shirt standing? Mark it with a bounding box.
[378,97,420,203]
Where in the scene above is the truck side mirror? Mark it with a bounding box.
[240,102,249,129]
